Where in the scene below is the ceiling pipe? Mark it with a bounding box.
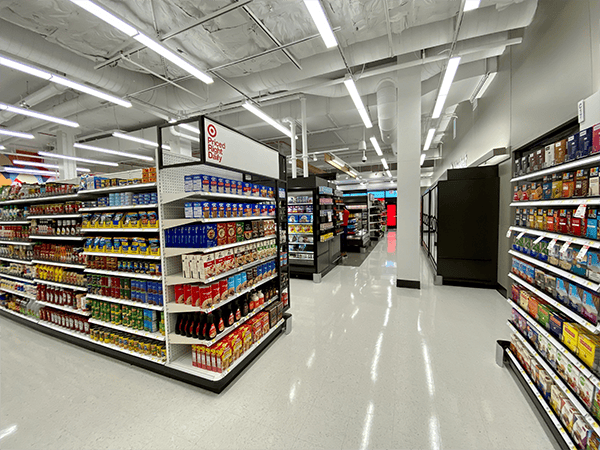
[376,79,397,145]
[0,83,68,123]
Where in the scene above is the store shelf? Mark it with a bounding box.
[509,272,600,334]
[80,204,158,212]
[27,214,82,220]
[82,183,157,194]
[0,240,31,246]
[288,232,313,236]
[37,301,91,316]
[82,227,159,233]
[167,319,284,380]
[0,306,38,324]
[0,220,29,225]
[88,318,165,341]
[32,260,87,270]
[0,257,32,265]
[84,268,161,280]
[289,257,314,262]
[508,321,600,434]
[164,235,275,258]
[288,250,313,254]
[168,296,279,347]
[90,338,164,365]
[29,235,85,241]
[82,252,161,260]
[0,287,36,300]
[508,249,600,291]
[36,319,92,341]
[163,216,274,229]
[511,154,600,183]
[508,226,600,250]
[86,293,163,311]
[0,193,81,205]
[167,274,277,313]
[287,202,313,205]
[0,273,34,284]
[506,349,577,450]
[34,278,87,291]
[320,236,334,243]
[162,191,274,204]
[166,256,276,286]
[510,198,600,207]
[508,298,600,390]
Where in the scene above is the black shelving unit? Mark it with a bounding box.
[343,195,371,253]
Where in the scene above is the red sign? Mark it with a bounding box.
[206,124,225,163]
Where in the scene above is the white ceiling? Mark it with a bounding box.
[0,0,538,176]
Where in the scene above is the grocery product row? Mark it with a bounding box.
[288,213,312,223]
[184,175,274,199]
[86,255,162,277]
[82,170,156,190]
[89,325,166,362]
[0,262,34,280]
[82,211,158,229]
[28,201,82,216]
[514,207,597,238]
[31,219,82,237]
[165,220,276,249]
[288,204,313,213]
[0,182,78,202]
[514,169,599,202]
[33,244,85,266]
[89,299,164,336]
[82,191,158,209]
[84,237,160,256]
[184,202,276,219]
[39,307,90,335]
[36,264,86,287]
[37,285,88,313]
[0,225,30,241]
[88,274,163,306]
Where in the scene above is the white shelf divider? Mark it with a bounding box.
[0,273,34,284]
[0,287,36,300]
[163,215,275,230]
[166,256,276,286]
[89,338,165,364]
[82,252,161,260]
[82,227,159,233]
[29,235,85,241]
[508,226,600,249]
[37,301,91,316]
[162,191,275,204]
[34,278,87,291]
[86,293,163,311]
[0,306,38,323]
[32,260,87,270]
[164,235,275,258]
[81,182,157,194]
[84,268,161,280]
[0,193,81,205]
[508,249,600,291]
[27,214,82,220]
[88,318,166,341]
[80,204,158,212]
[0,257,32,265]
[510,198,600,207]
[0,240,31,246]
[0,220,29,225]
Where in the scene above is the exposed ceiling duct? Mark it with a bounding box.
[376,78,397,145]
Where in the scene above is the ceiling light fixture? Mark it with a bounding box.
[423,128,436,151]
[381,158,389,170]
[324,153,358,178]
[471,72,497,101]
[343,77,372,128]
[0,145,5,150]
[112,131,170,150]
[302,0,337,48]
[432,57,461,119]
[178,123,200,134]
[0,103,79,128]
[385,170,392,177]
[0,55,132,108]
[420,153,426,166]
[464,0,481,11]
[0,129,35,139]
[74,143,154,162]
[68,0,212,84]
[313,154,317,161]
[242,102,293,138]
[370,137,383,156]
[2,166,58,177]
[13,160,89,172]
[38,151,118,167]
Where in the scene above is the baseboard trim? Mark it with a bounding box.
[396,279,421,289]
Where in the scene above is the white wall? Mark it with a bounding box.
[431,0,600,291]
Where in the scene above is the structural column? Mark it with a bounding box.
[56,126,76,180]
[396,66,421,289]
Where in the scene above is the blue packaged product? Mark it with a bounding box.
[184,175,193,192]
[568,283,583,313]
[257,264,263,279]
[578,127,593,159]
[556,278,569,305]
[200,175,210,192]
[235,273,243,293]
[133,193,139,205]
[205,223,217,248]
[526,323,539,347]
[567,134,579,162]
[193,202,203,219]
[588,250,600,283]
[548,314,564,340]
[192,175,202,192]
[185,202,193,218]
[240,271,247,288]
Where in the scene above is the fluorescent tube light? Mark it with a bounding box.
[133,33,213,84]
[38,151,118,167]
[74,143,154,162]
[303,0,337,48]
[0,56,51,80]
[0,145,5,150]
[420,153,426,166]
[68,0,138,36]
[385,170,392,177]
[50,75,132,108]
[178,123,200,134]
[381,158,389,170]
[0,103,79,128]
[242,102,293,138]
[2,166,58,177]
[370,137,383,156]
[112,131,170,149]
[344,78,372,128]
[464,0,481,11]
[423,128,436,151]
[13,160,89,172]
[0,129,35,139]
[476,72,497,100]
[432,57,461,119]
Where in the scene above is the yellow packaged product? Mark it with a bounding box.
[562,322,585,354]
[577,333,600,369]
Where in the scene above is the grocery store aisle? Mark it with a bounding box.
[0,231,554,450]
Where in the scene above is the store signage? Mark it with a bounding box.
[369,190,385,199]
[204,118,279,179]
[578,100,585,123]
[385,190,397,198]
[319,186,333,195]
[577,245,589,262]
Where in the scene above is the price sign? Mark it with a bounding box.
[574,204,587,219]
[560,241,571,255]
[517,232,525,239]
[577,245,590,262]
[506,229,512,238]
[534,236,544,244]
[548,239,558,250]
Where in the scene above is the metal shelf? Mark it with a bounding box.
[27,214,82,220]
[510,198,600,207]
[168,296,278,347]
[508,249,600,291]
[32,260,86,270]
[511,154,600,183]
[0,287,36,300]
[0,273,34,284]
[82,252,161,260]
[0,193,81,205]
[163,215,274,230]
[34,278,87,291]
[288,232,312,236]
[508,226,600,250]
[90,338,164,364]
[0,240,31,246]
[162,191,274,204]
[288,250,313,254]
[166,256,276,286]
[88,318,165,341]
[82,227,159,233]
[80,204,158,212]
[167,319,284,380]
[167,274,277,313]
[164,235,275,258]
[82,183,157,194]
[37,301,91,316]
[509,272,600,334]
[0,257,32,265]
[29,235,85,241]
[86,293,163,311]
[0,220,29,225]
[506,350,577,450]
[0,306,38,323]
[84,268,161,280]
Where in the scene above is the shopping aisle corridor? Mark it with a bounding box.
[0,231,554,450]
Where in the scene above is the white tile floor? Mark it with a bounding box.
[0,231,556,450]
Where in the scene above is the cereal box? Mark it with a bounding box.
[561,401,578,432]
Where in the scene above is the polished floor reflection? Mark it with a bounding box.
[0,232,554,449]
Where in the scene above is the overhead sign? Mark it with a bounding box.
[204,117,280,179]
[385,190,397,198]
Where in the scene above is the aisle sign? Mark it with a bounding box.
[204,118,279,179]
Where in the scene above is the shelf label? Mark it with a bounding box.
[534,236,544,244]
[577,245,590,262]
[517,232,525,239]
[560,241,571,255]
[575,204,587,219]
[548,239,558,250]
[506,229,513,238]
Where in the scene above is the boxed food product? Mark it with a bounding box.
[563,323,584,354]
[567,134,579,162]
[579,333,600,370]
[577,372,595,409]
[582,290,600,325]
[544,144,555,168]
[548,313,564,340]
[589,431,600,450]
[575,168,590,197]
[556,278,569,305]
[572,416,591,450]
[561,401,578,432]
[568,283,584,315]
[550,384,566,413]
[555,139,567,164]
[552,173,563,199]
[538,371,553,401]
[566,361,580,391]
[538,333,549,359]
[588,250,600,282]
[579,127,593,159]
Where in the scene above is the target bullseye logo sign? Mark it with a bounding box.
[206,122,225,163]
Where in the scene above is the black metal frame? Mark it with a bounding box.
[421,184,438,270]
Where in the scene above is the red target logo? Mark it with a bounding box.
[207,124,217,138]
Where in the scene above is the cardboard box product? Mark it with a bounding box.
[550,384,566,413]
[588,250,600,282]
[563,322,584,354]
[542,176,552,199]
[567,134,579,162]
[593,388,600,422]
[544,144,555,168]
[521,156,529,174]
[563,172,575,198]
[566,361,580,391]
[568,283,584,315]
[590,167,600,197]
[556,278,569,305]
[548,313,564,340]
[547,339,558,368]
[537,303,553,330]
[577,372,595,410]
[552,173,563,199]
[545,274,556,298]
[538,371,553,401]
[593,124,600,155]
[572,416,591,450]
[589,432,600,450]
[555,350,568,379]
[578,333,600,370]
[561,401,578,433]
[538,333,550,359]
[555,139,567,165]
[574,168,589,197]
[579,127,593,159]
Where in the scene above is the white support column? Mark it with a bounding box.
[55,127,76,180]
[396,66,421,289]
[301,96,308,178]
[290,121,297,179]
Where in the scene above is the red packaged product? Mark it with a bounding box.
[211,282,220,305]
[174,285,184,304]
[200,286,212,308]
[183,284,192,305]
[219,279,228,301]
[191,286,200,307]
